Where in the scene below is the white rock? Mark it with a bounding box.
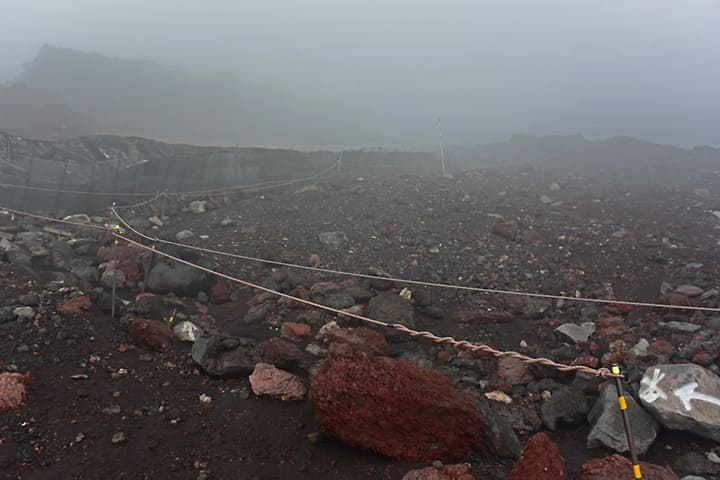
[13,306,35,321]
[539,195,554,204]
[554,322,596,344]
[176,230,194,241]
[62,213,91,224]
[173,320,202,342]
[148,216,163,227]
[631,338,649,357]
[188,200,206,214]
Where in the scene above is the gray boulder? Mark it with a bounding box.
[191,335,256,377]
[365,292,415,341]
[146,260,209,294]
[639,364,720,442]
[587,384,659,454]
[541,386,591,430]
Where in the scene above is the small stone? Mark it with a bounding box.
[318,231,347,248]
[631,338,650,357]
[662,321,702,333]
[675,285,704,297]
[111,432,128,444]
[281,322,312,341]
[555,322,596,344]
[176,229,194,241]
[249,363,306,401]
[13,306,35,321]
[148,216,163,227]
[63,213,91,224]
[485,391,512,404]
[172,320,202,342]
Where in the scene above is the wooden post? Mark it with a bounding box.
[22,155,35,210]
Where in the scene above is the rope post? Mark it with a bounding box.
[141,244,155,294]
[111,220,120,318]
[611,365,642,479]
[160,191,167,219]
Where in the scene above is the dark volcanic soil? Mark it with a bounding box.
[1,167,719,479]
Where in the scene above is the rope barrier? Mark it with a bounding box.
[111,207,720,314]
[112,230,621,380]
[1,202,644,477]
[0,161,338,199]
[0,206,109,232]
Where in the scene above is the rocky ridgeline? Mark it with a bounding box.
[2,175,720,479]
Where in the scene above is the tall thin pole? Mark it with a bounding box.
[437,116,446,176]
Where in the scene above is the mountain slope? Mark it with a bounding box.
[10,45,387,148]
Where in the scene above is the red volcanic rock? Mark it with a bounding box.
[402,463,475,480]
[255,338,303,369]
[209,282,232,304]
[311,354,484,461]
[497,357,534,385]
[249,363,306,401]
[0,372,31,413]
[56,295,91,315]
[507,433,566,480]
[128,317,173,350]
[317,323,388,356]
[281,322,312,341]
[582,454,679,480]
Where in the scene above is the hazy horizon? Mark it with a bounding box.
[2,0,719,148]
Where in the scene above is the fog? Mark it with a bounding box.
[2,0,719,147]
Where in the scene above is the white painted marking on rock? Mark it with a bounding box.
[673,382,720,412]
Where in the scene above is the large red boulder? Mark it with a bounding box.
[582,454,679,480]
[311,355,484,461]
[507,432,566,480]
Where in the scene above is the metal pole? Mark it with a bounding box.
[110,239,119,318]
[111,221,120,318]
[437,116,446,176]
[611,365,642,479]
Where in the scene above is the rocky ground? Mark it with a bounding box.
[1,166,720,479]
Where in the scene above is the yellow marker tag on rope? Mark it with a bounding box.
[611,365,621,375]
[633,464,642,478]
[114,239,119,246]
[618,396,627,410]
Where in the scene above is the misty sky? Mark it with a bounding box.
[2,0,719,147]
